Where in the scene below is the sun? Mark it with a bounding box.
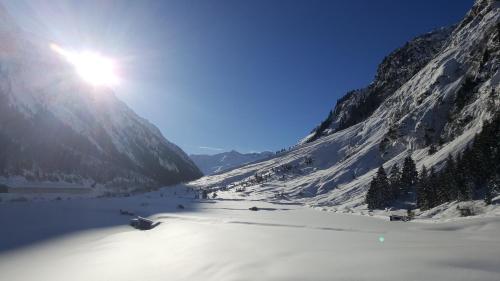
[50,43,120,87]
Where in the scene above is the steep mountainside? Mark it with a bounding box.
[189,0,499,214]
[190,151,273,175]
[0,7,202,191]
[303,26,453,143]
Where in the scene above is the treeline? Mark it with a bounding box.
[275,145,297,155]
[367,114,499,210]
[366,155,418,209]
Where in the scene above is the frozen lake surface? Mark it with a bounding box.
[0,187,499,281]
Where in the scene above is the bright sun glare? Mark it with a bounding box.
[50,43,119,87]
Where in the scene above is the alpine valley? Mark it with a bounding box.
[189,0,500,218]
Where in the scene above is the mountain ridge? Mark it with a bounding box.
[0,6,202,192]
[303,25,454,144]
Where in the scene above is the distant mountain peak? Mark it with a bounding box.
[190,150,273,175]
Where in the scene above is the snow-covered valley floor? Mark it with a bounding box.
[0,186,499,281]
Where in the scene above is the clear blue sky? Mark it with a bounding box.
[3,0,473,155]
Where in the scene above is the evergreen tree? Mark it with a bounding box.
[442,154,457,201]
[427,167,438,208]
[416,165,428,210]
[412,113,500,207]
[484,180,493,205]
[366,179,380,210]
[401,155,418,194]
[388,164,401,200]
[465,178,475,201]
[455,151,469,201]
[380,167,392,204]
[366,166,390,209]
[201,189,208,199]
[485,175,498,205]
[471,120,496,186]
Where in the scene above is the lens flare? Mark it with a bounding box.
[50,43,119,87]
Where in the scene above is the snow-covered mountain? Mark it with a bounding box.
[301,25,454,144]
[190,150,273,175]
[189,0,499,213]
[0,7,202,191]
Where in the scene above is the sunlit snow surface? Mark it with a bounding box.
[0,186,499,281]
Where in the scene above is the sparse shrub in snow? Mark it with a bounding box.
[254,173,264,183]
[456,205,475,217]
[304,156,314,165]
[407,208,415,220]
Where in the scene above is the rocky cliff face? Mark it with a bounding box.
[304,26,454,143]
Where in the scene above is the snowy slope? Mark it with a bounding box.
[190,150,273,175]
[188,0,499,213]
[0,6,202,191]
